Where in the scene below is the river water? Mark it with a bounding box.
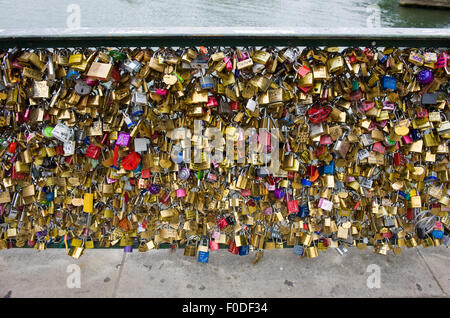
[0,0,449,30]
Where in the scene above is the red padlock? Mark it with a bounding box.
[228,240,239,254]
[110,66,121,82]
[121,151,141,171]
[64,155,73,165]
[406,208,414,221]
[314,145,327,158]
[416,108,428,118]
[217,217,228,230]
[85,144,101,160]
[11,166,25,180]
[56,145,64,156]
[206,95,218,108]
[394,152,405,166]
[307,104,332,124]
[8,142,17,154]
[210,241,220,251]
[287,199,299,214]
[230,101,239,111]
[306,165,317,177]
[350,89,362,101]
[159,191,170,205]
[141,169,150,178]
[319,135,333,145]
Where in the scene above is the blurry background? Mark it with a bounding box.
[0,0,448,29]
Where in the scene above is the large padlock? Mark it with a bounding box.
[184,238,198,257]
[197,237,209,263]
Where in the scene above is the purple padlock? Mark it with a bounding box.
[124,245,133,253]
[417,70,434,85]
[274,188,285,199]
[116,132,131,147]
[178,168,190,181]
[149,184,161,194]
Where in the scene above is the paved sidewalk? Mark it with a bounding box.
[0,246,449,298]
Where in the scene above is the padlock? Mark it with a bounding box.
[228,240,239,254]
[197,237,209,263]
[184,238,198,257]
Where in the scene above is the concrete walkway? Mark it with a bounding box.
[0,246,449,298]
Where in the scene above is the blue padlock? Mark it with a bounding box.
[382,76,396,91]
[398,191,407,199]
[301,179,312,187]
[297,204,309,218]
[46,192,54,202]
[318,165,324,176]
[410,129,422,141]
[173,152,183,164]
[324,161,335,175]
[239,245,249,256]
[293,245,305,256]
[83,136,91,145]
[197,237,209,263]
[432,230,444,239]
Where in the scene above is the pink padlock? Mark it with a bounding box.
[241,189,251,196]
[12,60,24,70]
[155,88,167,96]
[224,57,233,71]
[367,121,376,131]
[86,77,99,86]
[435,53,447,68]
[210,241,220,251]
[318,198,333,211]
[239,52,247,61]
[23,107,31,122]
[265,182,275,191]
[263,206,273,215]
[211,231,221,240]
[372,142,386,154]
[360,101,375,112]
[319,135,333,145]
[376,120,388,128]
[402,135,413,144]
[176,188,186,198]
[382,101,395,110]
[106,176,118,184]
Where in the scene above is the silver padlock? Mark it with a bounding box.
[336,244,348,256]
[309,123,324,137]
[133,91,148,106]
[332,127,350,158]
[200,75,214,90]
[357,149,370,161]
[134,138,148,153]
[360,134,374,147]
[124,59,142,73]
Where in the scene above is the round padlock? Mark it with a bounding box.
[74,79,93,95]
